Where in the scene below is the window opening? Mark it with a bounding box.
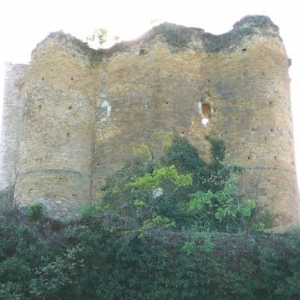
[199,102,211,125]
[199,92,213,126]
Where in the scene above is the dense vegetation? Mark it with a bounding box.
[1,137,300,299]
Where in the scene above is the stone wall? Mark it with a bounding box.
[1,16,299,227]
[13,34,97,220]
[0,63,27,210]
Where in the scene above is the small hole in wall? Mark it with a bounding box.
[208,79,211,82]
[38,105,42,109]
[248,156,251,160]
[201,103,211,125]
[68,105,72,109]
[242,48,247,52]
[97,163,100,166]
[139,49,147,55]
[274,156,277,160]
[71,77,74,80]
[42,77,44,80]
[165,101,168,104]
[269,101,272,105]
[270,129,274,132]
[251,128,255,132]
[67,133,70,137]
[181,131,185,135]
[202,103,211,118]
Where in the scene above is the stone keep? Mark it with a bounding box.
[0,15,299,227]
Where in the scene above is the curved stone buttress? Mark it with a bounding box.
[201,17,300,228]
[14,33,96,220]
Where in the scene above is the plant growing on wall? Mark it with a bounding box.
[86,28,108,48]
[98,137,258,236]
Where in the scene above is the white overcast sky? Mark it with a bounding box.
[0,0,299,184]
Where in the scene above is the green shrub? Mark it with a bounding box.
[27,203,45,221]
[0,138,296,299]
[0,209,300,299]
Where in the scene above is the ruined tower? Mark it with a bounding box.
[0,15,299,227]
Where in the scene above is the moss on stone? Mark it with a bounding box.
[233,15,278,30]
[202,27,256,53]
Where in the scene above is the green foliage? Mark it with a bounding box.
[99,135,274,239]
[103,162,192,236]
[29,245,84,299]
[162,137,233,193]
[27,203,45,221]
[101,137,260,235]
[185,179,256,232]
[0,138,293,299]
[152,23,192,47]
[129,165,192,189]
[87,28,108,48]
[203,27,255,53]
[0,212,300,299]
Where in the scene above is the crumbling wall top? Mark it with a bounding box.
[31,15,283,63]
[233,15,279,31]
[32,30,98,62]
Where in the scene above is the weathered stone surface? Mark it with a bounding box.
[0,63,27,210]
[0,16,299,227]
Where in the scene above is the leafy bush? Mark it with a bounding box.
[101,137,252,234]
[0,138,298,299]
[27,203,45,220]
[0,212,300,299]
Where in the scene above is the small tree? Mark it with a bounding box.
[86,28,108,48]
[99,137,258,236]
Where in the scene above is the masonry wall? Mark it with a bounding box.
[0,63,27,210]
[1,16,299,227]
[90,21,299,228]
[13,34,97,220]
[204,37,299,228]
[92,40,213,194]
